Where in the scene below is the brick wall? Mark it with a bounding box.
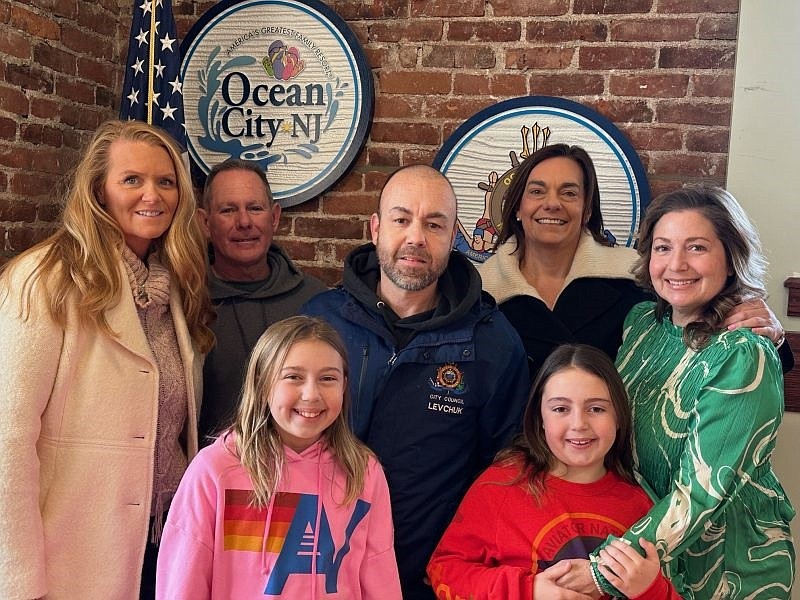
[1,0,739,282]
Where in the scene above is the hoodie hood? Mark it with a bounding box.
[343,242,483,334]
[208,244,307,301]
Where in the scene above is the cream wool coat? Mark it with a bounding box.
[0,248,202,600]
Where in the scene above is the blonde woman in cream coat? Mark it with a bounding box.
[0,120,214,600]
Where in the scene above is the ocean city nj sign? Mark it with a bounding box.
[433,96,650,264]
[180,0,374,207]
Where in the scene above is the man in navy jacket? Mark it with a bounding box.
[303,165,530,599]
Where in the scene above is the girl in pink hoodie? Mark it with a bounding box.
[156,316,401,599]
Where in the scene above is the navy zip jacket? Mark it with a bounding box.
[302,243,530,600]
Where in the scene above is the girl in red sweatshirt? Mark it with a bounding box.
[427,344,679,599]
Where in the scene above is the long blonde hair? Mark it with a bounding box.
[232,316,371,507]
[1,120,214,352]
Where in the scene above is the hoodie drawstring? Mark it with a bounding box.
[311,450,324,599]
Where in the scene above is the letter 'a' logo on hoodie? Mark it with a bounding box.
[263,492,371,594]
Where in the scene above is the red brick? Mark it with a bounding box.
[422,45,496,69]
[402,148,438,165]
[0,172,7,192]
[30,96,61,120]
[398,47,420,69]
[686,129,729,153]
[379,71,451,95]
[691,73,733,98]
[95,85,116,109]
[657,0,738,13]
[375,95,425,119]
[8,226,57,251]
[38,201,64,222]
[650,152,727,179]
[411,0,484,17]
[55,77,94,104]
[0,117,16,140]
[491,0,568,17]
[618,124,682,151]
[0,3,9,22]
[371,121,440,145]
[294,216,366,239]
[449,21,521,42]
[10,6,59,39]
[424,96,494,120]
[364,170,391,191]
[529,73,604,97]
[61,24,113,59]
[610,18,696,42]
[659,46,735,69]
[453,73,527,97]
[0,198,37,221]
[77,57,117,88]
[332,0,408,19]
[20,123,63,147]
[369,20,443,43]
[273,237,318,261]
[76,4,117,37]
[579,46,657,70]
[367,146,400,166]
[0,27,32,59]
[698,14,738,40]
[34,43,77,76]
[331,172,364,193]
[506,47,575,70]
[657,101,731,126]
[32,0,78,19]
[0,83,30,115]
[10,172,62,198]
[322,193,379,216]
[610,74,689,97]
[575,0,653,13]
[304,265,342,287]
[6,63,54,94]
[527,20,607,43]
[332,239,368,262]
[588,99,654,123]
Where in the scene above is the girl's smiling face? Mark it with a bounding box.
[269,339,345,453]
[541,366,618,484]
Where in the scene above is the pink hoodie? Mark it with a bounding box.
[156,435,401,599]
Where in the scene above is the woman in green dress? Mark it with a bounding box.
[555,185,794,599]
[590,185,795,599]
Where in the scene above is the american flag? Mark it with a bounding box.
[119,0,186,147]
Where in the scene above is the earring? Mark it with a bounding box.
[515,216,521,222]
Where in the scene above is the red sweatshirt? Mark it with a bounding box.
[427,462,680,599]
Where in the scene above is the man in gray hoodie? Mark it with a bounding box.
[197,159,327,444]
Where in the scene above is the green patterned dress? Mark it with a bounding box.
[591,302,795,599]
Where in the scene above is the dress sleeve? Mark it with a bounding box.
[427,468,534,600]
[156,451,218,600]
[359,457,402,599]
[0,268,64,599]
[592,336,785,595]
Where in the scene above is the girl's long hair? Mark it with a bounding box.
[1,119,214,352]
[496,344,635,500]
[232,316,371,508]
[633,185,767,350]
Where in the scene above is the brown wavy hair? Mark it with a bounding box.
[496,344,635,500]
[633,185,767,350]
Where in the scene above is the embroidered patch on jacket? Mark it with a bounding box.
[429,363,467,393]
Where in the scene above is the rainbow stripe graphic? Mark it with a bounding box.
[223,489,301,552]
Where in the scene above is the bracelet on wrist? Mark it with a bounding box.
[775,332,786,349]
[588,559,604,595]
